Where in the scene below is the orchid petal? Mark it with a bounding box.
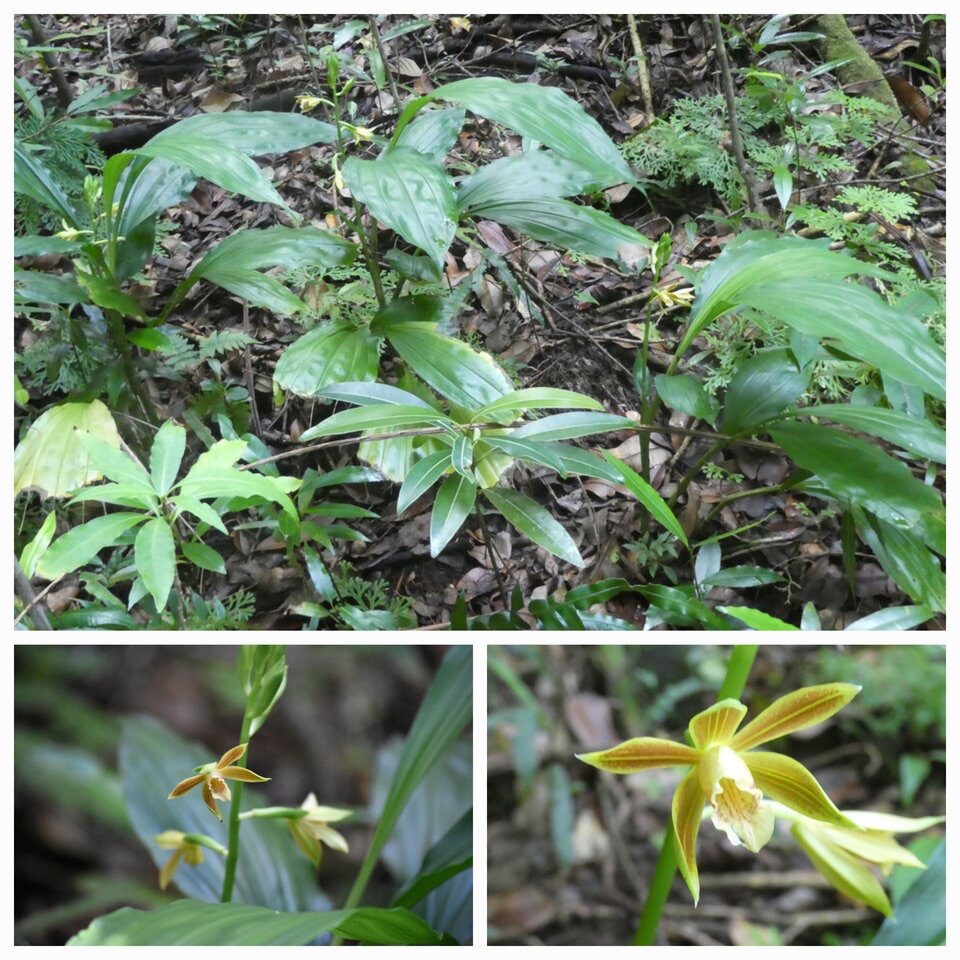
[576,737,699,773]
[812,822,927,869]
[700,745,774,852]
[155,830,186,848]
[219,765,270,783]
[671,767,705,905]
[207,775,232,801]
[312,824,350,853]
[792,820,892,916]
[728,683,860,751]
[289,820,322,867]
[687,699,748,750]
[843,810,945,834]
[202,780,222,820]
[217,743,248,767]
[159,847,185,891]
[743,751,853,828]
[168,773,205,798]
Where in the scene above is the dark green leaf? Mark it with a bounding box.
[722,347,809,434]
[872,841,945,945]
[395,106,465,163]
[430,474,476,556]
[275,321,380,396]
[344,147,457,267]
[397,450,453,514]
[484,487,583,567]
[391,811,472,910]
[654,374,720,426]
[603,453,689,545]
[14,139,78,225]
[513,412,634,442]
[180,540,226,574]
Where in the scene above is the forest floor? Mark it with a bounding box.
[14,14,946,629]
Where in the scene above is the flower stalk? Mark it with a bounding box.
[220,712,253,903]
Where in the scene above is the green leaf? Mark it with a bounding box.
[654,374,720,426]
[771,421,944,555]
[67,899,451,947]
[773,164,793,210]
[299,404,451,442]
[739,280,945,401]
[175,226,357,316]
[35,513,145,580]
[450,433,474,479]
[316,381,437,409]
[75,269,148,322]
[391,810,472,909]
[458,150,610,211]
[344,147,457,267]
[549,444,624,483]
[346,648,472,917]
[14,139,78,225]
[801,405,945,464]
[872,841,945,945]
[149,421,186,496]
[373,297,514,409]
[69,482,158,511]
[180,540,226,574]
[481,435,567,476]
[274,321,380,397]
[158,111,339,156]
[513,411,634,442]
[431,77,635,187]
[549,763,575,869]
[77,433,152,488]
[134,517,175,610]
[14,400,122,498]
[637,584,729,629]
[853,508,945,612]
[717,605,800,630]
[470,197,650,264]
[19,510,58,579]
[721,347,810,434]
[603,453,689,546]
[680,232,894,359]
[430,474,476,556]
[169,495,228,534]
[14,270,87,306]
[700,566,786,589]
[180,471,299,524]
[14,235,81,257]
[473,387,603,422]
[395,106,465,163]
[397,450,453,514]
[484,487,584,567]
[845,604,934,631]
[114,157,196,237]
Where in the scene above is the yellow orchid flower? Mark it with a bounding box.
[168,743,270,821]
[154,830,228,890]
[775,803,945,916]
[576,683,861,904]
[289,793,351,868]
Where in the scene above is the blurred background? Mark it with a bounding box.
[14,644,469,944]
[487,644,945,946]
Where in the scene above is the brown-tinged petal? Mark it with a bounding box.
[792,820,892,916]
[168,773,205,799]
[671,767,705,905]
[728,683,860,751]
[217,743,248,768]
[219,765,270,784]
[742,751,855,828]
[576,737,699,774]
[687,699,748,750]
[202,779,222,820]
[700,746,774,853]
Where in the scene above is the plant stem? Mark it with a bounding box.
[633,644,758,945]
[710,14,763,216]
[220,711,253,903]
[368,15,402,111]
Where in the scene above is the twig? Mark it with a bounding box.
[13,568,65,628]
[626,14,655,121]
[25,15,74,109]
[368,15,402,112]
[710,14,763,215]
[14,557,53,629]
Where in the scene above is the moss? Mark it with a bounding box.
[817,14,899,113]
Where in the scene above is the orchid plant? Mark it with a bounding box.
[577,645,944,944]
[67,645,473,946]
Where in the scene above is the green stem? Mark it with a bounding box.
[220,711,253,903]
[633,644,758,945]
